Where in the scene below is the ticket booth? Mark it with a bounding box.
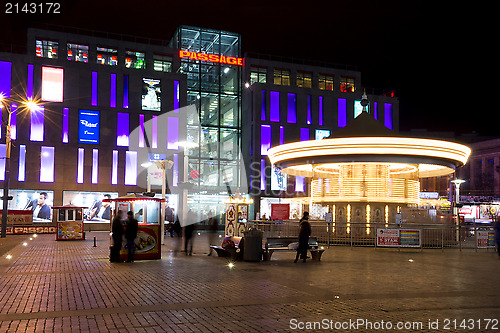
[105,194,163,260]
[53,204,85,241]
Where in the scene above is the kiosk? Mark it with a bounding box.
[105,194,163,260]
[53,204,86,241]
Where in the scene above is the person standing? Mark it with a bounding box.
[125,211,139,262]
[495,218,500,258]
[295,212,311,263]
[207,213,218,256]
[110,210,124,263]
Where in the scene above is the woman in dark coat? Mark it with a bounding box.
[110,210,124,263]
[295,212,311,263]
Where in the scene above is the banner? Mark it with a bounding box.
[377,228,421,248]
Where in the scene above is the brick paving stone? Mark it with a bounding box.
[0,232,499,332]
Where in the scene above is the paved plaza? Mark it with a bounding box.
[0,232,499,332]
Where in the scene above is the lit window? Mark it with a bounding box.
[319,74,334,91]
[273,69,290,86]
[30,105,44,142]
[92,149,98,184]
[250,66,266,84]
[125,151,138,186]
[261,125,271,156]
[153,54,172,72]
[0,61,12,98]
[287,93,296,123]
[0,144,5,181]
[41,66,64,102]
[40,146,55,183]
[67,43,88,62]
[296,72,312,88]
[110,74,116,108]
[91,72,98,106]
[35,39,58,59]
[167,117,179,150]
[338,98,347,127]
[18,145,26,182]
[62,108,69,143]
[125,50,145,69]
[123,75,129,109]
[116,112,129,147]
[270,91,280,122]
[77,148,84,183]
[340,76,355,92]
[112,150,118,185]
[97,46,118,65]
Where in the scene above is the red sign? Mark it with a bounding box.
[179,50,244,66]
[190,169,199,179]
[7,226,57,234]
[376,229,399,246]
[271,204,290,220]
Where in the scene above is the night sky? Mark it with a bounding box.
[0,1,493,136]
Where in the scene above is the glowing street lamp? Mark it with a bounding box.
[451,179,466,204]
[0,95,38,237]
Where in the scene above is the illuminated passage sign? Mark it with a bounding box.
[179,50,244,66]
[79,110,100,144]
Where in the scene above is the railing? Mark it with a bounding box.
[248,220,498,251]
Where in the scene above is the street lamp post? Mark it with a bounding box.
[0,96,13,238]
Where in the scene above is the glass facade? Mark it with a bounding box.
[172,26,241,195]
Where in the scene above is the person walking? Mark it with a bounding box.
[110,210,124,263]
[295,212,311,263]
[125,211,139,262]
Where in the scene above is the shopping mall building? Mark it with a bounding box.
[0,25,398,226]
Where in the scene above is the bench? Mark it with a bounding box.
[264,237,325,261]
[210,236,242,259]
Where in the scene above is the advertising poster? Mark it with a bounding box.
[120,225,161,260]
[477,231,495,248]
[271,204,290,220]
[57,221,84,240]
[399,229,421,247]
[142,78,161,111]
[376,229,399,247]
[79,110,100,144]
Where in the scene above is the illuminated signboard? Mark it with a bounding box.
[79,110,100,144]
[148,153,166,161]
[179,50,244,66]
[41,66,64,102]
[142,78,161,111]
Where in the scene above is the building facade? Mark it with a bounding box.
[0,25,399,224]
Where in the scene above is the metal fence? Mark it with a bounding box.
[248,220,498,251]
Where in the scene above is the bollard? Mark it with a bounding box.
[93,236,97,247]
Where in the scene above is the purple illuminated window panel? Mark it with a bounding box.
[167,117,179,150]
[18,145,26,182]
[10,103,17,140]
[27,64,34,100]
[384,103,393,129]
[373,101,378,120]
[91,71,98,106]
[261,124,271,156]
[62,107,69,143]
[125,151,138,186]
[0,144,5,181]
[0,61,11,98]
[338,98,347,127]
[300,128,309,141]
[261,90,266,121]
[40,146,55,183]
[319,96,324,126]
[172,153,179,187]
[77,148,84,183]
[123,75,129,108]
[174,81,179,113]
[260,159,266,191]
[152,115,158,148]
[139,114,145,148]
[307,95,312,125]
[30,105,44,142]
[110,73,116,108]
[296,176,305,192]
[270,91,280,122]
[92,149,98,184]
[116,112,129,147]
[280,126,284,145]
[287,93,296,123]
[112,150,118,185]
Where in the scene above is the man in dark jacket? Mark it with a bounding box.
[110,210,124,263]
[295,212,311,263]
[125,211,139,262]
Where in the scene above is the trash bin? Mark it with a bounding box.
[243,228,263,261]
